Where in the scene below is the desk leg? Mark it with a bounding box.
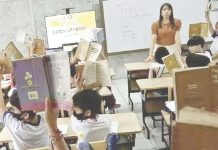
[141,90,150,139]
[127,73,134,111]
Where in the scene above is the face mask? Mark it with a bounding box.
[10,112,23,121]
[73,111,86,121]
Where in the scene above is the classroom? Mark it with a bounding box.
[0,0,218,150]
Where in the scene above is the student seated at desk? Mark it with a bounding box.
[44,89,112,150]
[187,36,212,62]
[0,67,49,150]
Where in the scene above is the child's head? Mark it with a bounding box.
[154,47,169,64]
[72,89,103,121]
[186,53,210,67]
[7,90,36,121]
[73,89,104,120]
[187,36,205,53]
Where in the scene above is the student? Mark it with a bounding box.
[187,36,212,62]
[146,3,182,61]
[186,53,210,67]
[71,89,111,141]
[0,67,49,150]
[45,89,111,150]
[205,7,218,59]
[154,46,169,64]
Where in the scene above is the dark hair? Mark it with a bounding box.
[187,36,205,48]
[154,47,169,64]
[186,53,210,67]
[73,89,102,118]
[159,3,175,28]
[9,92,36,119]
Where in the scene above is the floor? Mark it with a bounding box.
[110,77,168,150]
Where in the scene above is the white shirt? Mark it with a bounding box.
[210,36,218,54]
[197,51,212,62]
[71,114,112,142]
[3,112,50,150]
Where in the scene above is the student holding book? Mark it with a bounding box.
[146,3,182,61]
[0,67,50,150]
[186,36,212,62]
[205,5,218,59]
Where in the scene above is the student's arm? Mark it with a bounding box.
[205,2,214,34]
[175,31,181,54]
[45,98,69,150]
[146,34,157,62]
[0,66,7,117]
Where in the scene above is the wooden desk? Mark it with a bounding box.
[0,113,142,144]
[124,62,163,110]
[136,77,173,139]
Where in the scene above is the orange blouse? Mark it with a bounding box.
[152,18,182,46]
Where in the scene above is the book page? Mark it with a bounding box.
[0,52,12,74]
[43,52,72,110]
[96,60,111,87]
[4,42,23,60]
[83,62,97,86]
[85,43,102,61]
[74,39,90,61]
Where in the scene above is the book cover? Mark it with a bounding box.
[162,53,181,74]
[12,52,71,111]
[4,42,23,60]
[43,52,71,110]
[83,60,111,87]
[173,67,211,117]
[33,39,45,55]
[189,23,208,38]
[12,57,50,111]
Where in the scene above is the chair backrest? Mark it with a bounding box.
[70,140,107,150]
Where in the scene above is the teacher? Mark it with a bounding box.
[146,3,182,61]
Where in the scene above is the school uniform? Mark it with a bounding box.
[71,114,112,142]
[3,112,49,150]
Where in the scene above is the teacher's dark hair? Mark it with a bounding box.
[159,3,175,29]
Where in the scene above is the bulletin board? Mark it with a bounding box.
[102,0,208,53]
[45,11,96,48]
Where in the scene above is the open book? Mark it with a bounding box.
[12,52,71,111]
[189,22,208,38]
[75,39,102,61]
[83,60,111,87]
[173,65,218,117]
[4,42,23,60]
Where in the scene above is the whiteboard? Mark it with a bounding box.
[103,0,208,53]
[45,11,96,48]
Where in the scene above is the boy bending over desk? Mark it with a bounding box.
[45,89,112,150]
[0,66,50,150]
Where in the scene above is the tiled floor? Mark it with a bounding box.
[111,78,168,150]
